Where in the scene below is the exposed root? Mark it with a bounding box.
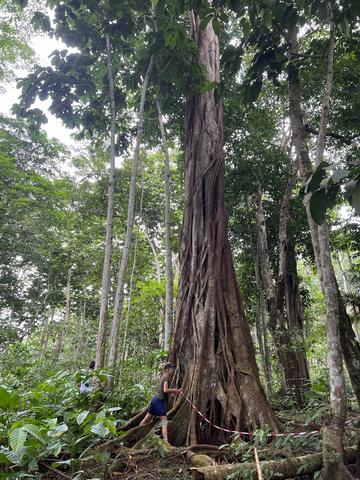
[190,447,358,480]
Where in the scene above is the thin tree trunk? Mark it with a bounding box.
[156,96,174,349]
[119,169,145,384]
[277,156,309,396]
[254,255,272,396]
[168,12,280,446]
[284,241,310,389]
[288,20,354,479]
[107,56,154,389]
[76,297,86,366]
[337,251,349,294]
[40,306,52,350]
[95,36,117,369]
[144,226,166,346]
[56,267,72,355]
[255,184,306,406]
[42,307,54,352]
[288,23,360,411]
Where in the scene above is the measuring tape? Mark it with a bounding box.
[180,391,320,438]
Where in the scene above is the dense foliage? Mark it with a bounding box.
[1,0,360,478]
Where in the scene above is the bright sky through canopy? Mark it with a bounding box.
[0,33,75,147]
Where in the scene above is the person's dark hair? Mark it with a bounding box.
[89,360,95,370]
[164,362,175,370]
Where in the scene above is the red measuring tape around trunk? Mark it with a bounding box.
[179,391,320,438]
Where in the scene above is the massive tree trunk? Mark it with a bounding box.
[95,36,117,369]
[167,12,279,446]
[288,21,355,479]
[107,56,154,389]
[255,184,308,406]
[156,96,174,349]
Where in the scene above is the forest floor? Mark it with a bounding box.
[38,449,193,479]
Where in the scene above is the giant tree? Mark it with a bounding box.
[167,8,279,445]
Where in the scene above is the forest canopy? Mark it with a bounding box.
[1,0,360,479]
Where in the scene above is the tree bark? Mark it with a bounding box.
[95,36,117,369]
[255,184,307,406]
[255,254,273,396]
[288,23,360,412]
[284,240,309,389]
[288,20,354,479]
[40,306,53,352]
[119,171,145,384]
[156,96,174,349]
[144,226,166,325]
[76,296,87,366]
[167,12,280,446]
[56,267,72,355]
[277,156,310,397]
[107,55,154,389]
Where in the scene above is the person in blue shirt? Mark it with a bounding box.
[140,362,181,445]
[79,360,96,393]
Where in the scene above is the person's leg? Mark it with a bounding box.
[140,413,153,426]
[160,416,169,443]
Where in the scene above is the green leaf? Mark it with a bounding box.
[49,424,68,438]
[0,387,18,411]
[103,418,117,435]
[262,9,272,29]
[212,17,221,36]
[0,452,11,465]
[9,428,27,451]
[90,422,110,438]
[295,0,305,9]
[312,380,327,393]
[22,424,46,444]
[309,185,339,225]
[306,161,329,193]
[77,410,90,425]
[200,14,213,31]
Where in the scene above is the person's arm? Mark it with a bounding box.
[163,381,180,395]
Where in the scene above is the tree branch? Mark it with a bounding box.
[304,124,360,146]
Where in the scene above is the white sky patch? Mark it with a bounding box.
[0,33,76,148]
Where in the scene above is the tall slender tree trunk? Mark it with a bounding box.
[156,96,174,349]
[40,305,52,351]
[107,56,154,389]
[42,307,54,352]
[56,267,72,355]
[288,20,354,479]
[76,296,86,366]
[336,251,348,294]
[119,170,145,384]
[284,240,309,388]
[255,184,307,406]
[255,255,273,396]
[278,158,310,396]
[144,226,166,346]
[168,12,280,446]
[95,36,117,369]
